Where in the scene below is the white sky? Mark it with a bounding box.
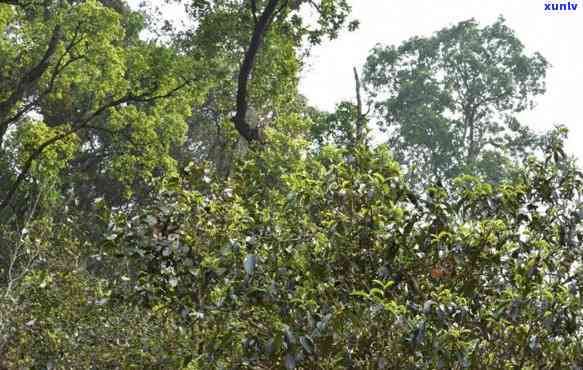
[299,0,583,160]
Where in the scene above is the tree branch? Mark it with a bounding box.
[353,66,366,145]
[307,0,322,13]
[232,0,281,142]
[0,25,85,132]
[249,0,258,24]
[276,0,290,16]
[0,0,22,5]
[0,25,62,140]
[0,81,192,214]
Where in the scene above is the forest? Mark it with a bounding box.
[1,0,582,368]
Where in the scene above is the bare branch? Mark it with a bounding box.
[307,0,321,13]
[353,66,367,145]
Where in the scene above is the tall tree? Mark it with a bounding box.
[363,17,548,182]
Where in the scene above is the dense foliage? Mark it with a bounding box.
[1,1,582,369]
[363,17,548,183]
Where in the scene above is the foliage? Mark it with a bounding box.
[1,2,582,369]
[66,126,581,369]
[363,17,548,182]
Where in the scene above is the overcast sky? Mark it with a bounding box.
[299,0,583,160]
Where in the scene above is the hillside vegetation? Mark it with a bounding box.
[1,1,582,368]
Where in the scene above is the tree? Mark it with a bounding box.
[0,0,204,218]
[363,17,548,182]
[211,0,357,142]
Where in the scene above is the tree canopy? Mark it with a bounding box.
[363,17,548,182]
